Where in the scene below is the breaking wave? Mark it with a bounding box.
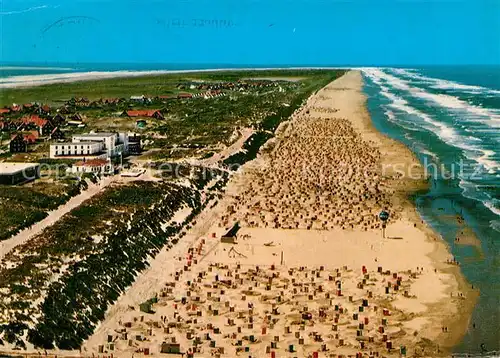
[388,68,500,95]
[363,67,499,218]
[362,68,500,174]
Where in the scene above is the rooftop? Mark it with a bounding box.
[0,162,40,175]
[51,141,103,146]
[73,133,116,138]
[126,110,160,117]
[74,159,110,167]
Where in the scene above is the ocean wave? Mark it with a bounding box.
[364,68,411,91]
[411,90,500,128]
[362,69,500,173]
[383,108,421,132]
[419,148,439,161]
[484,199,500,217]
[389,68,436,84]
[431,82,500,94]
[477,150,499,174]
[388,68,500,95]
[365,68,500,129]
[459,180,500,217]
[370,77,461,143]
[490,219,500,233]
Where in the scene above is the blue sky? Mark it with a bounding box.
[0,0,499,66]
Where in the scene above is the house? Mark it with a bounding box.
[21,131,39,144]
[73,97,90,107]
[12,119,26,131]
[50,132,129,159]
[41,120,56,136]
[50,127,65,140]
[73,132,128,157]
[67,120,85,127]
[69,113,83,121]
[38,105,51,115]
[10,105,22,112]
[0,120,16,131]
[221,236,236,244]
[104,98,122,105]
[130,95,151,103]
[128,134,142,154]
[21,115,55,136]
[9,134,27,153]
[52,113,66,126]
[0,108,10,115]
[50,141,105,159]
[0,162,40,185]
[157,95,176,101]
[66,114,84,127]
[221,222,240,244]
[124,110,164,120]
[21,114,43,126]
[71,159,114,175]
[58,106,72,114]
[177,93,193,99]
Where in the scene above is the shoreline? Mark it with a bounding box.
[355,83,479,351]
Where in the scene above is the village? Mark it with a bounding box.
[0,78,298,180]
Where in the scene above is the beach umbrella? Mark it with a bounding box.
[379,210,390,238]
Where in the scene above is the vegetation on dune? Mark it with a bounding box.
[223,131,272,168]
[27,185,197,349]
[0,180,87,241]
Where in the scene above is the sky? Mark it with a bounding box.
[0,0,499,66]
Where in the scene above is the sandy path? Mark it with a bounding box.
[0,177,114,260]
[198,127,254,166]
[0,166,165,261]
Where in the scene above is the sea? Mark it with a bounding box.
[1,64,499,355]
[362,66,500,356]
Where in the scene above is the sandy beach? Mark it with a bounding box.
[72,71,476,357]
[0,70,477,357]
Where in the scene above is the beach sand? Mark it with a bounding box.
[1,71,476,357]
